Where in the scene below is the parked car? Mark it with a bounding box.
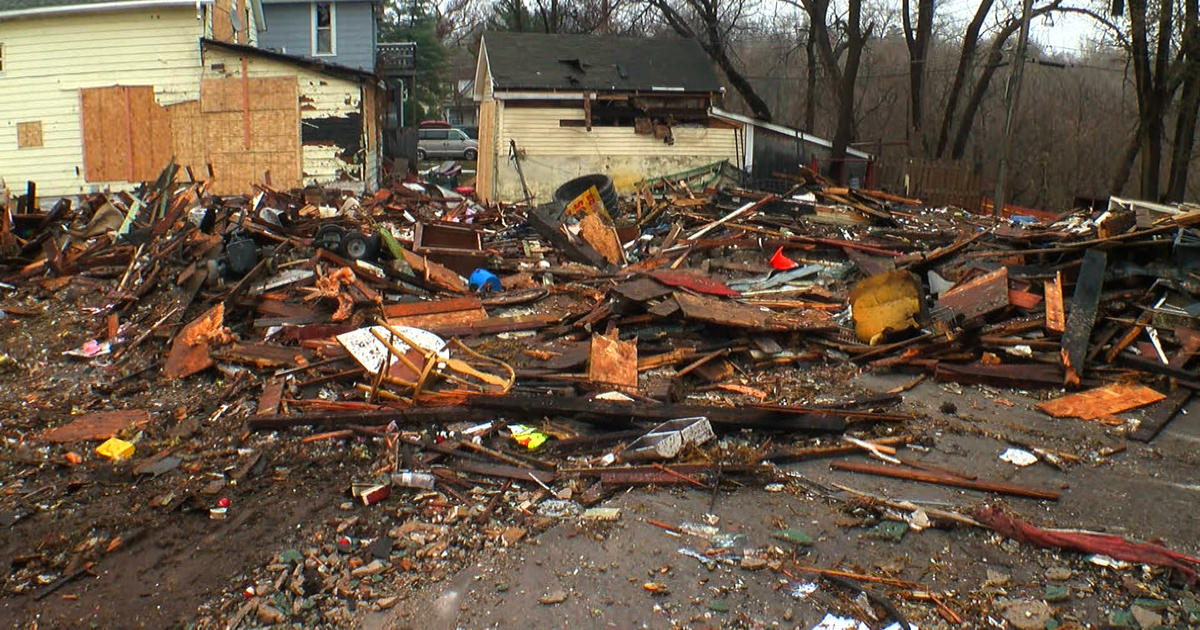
[417,127,478,161]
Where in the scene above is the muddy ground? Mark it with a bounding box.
[2,282,1199,629]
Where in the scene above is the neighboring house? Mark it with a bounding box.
[445,79,477,128]
[0,0,382,198]
[711,108,876,189]
[473,31,739,203]
[257,0,377,72]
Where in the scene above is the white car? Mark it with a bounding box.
[417,128,478,160]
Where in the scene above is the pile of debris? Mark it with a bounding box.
[3,164,1200,627]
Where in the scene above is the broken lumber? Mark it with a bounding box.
[1060,249,1106,385]
[830,460,1061,500]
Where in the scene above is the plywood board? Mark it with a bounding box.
[1037,383,1165,421]
[81,86,169,182]
[16,121,42,148]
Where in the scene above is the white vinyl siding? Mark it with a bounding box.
[0,8,204,196]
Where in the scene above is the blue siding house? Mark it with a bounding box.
[258,0,378,72]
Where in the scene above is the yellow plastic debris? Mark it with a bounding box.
[96,437,135,460]
[508,425,549,450]
[848,269,922,344]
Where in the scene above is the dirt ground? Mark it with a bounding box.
[2,282,1200,629]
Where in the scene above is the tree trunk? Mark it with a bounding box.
[648,0,773,122]
[804,30,817,131]
[1166,0,1200,201]
[935,0,993,158]
[948,2,1058,160]
[903,0,934,153]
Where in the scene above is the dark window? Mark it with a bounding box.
[313,2,334,55]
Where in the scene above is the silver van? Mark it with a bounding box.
[417,128,478,161]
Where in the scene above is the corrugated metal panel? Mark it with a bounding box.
[499,105,737,158]
[0,8,204,197]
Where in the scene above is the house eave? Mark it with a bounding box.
[0,0,211,21]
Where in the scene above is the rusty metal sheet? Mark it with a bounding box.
[674,291,833,331]
[649,270,740,297]
[40,409,151,443]
[1036,383,1165,421]
[937,267,1009,321]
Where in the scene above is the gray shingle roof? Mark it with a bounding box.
[482,31,722,93]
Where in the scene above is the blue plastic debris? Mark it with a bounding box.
[469,268,502,292]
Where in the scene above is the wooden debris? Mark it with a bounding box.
[937,267,1010,321]
[1037,383,1166,421]
[830,460,1061,500]
[39,409,151,443]
[1060,249,1106,385]
[587,330,638,392]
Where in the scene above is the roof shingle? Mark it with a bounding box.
[482,31,722,94]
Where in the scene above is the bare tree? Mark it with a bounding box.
[646,0,775,120]
[1166,0,1200,200]
[901,0,934,152]
[778,0,873,179]
[933,0,994,158]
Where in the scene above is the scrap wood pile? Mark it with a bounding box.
[4,163,1200,623]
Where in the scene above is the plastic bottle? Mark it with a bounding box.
[390,471,436,489]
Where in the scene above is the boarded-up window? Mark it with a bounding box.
[80,86,172,182]
[16,121,42,148]
[169,76,300,195]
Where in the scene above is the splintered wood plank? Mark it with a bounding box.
[163,303,226,379]
[39,409,151,443]
[257,379,285,416]
[588,332,638,392]
[673,291,834,331]
[400,249,468,294]
[383,297,486,329]
[1008,288,1043,310]
[1060,250,1106,385]
[578,213,624,265]
[1036,383,1165,421]
[1130,388,1192,442]
[214,342,312,368]
[936,267,1009,321]
[1044,271,1065,333]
